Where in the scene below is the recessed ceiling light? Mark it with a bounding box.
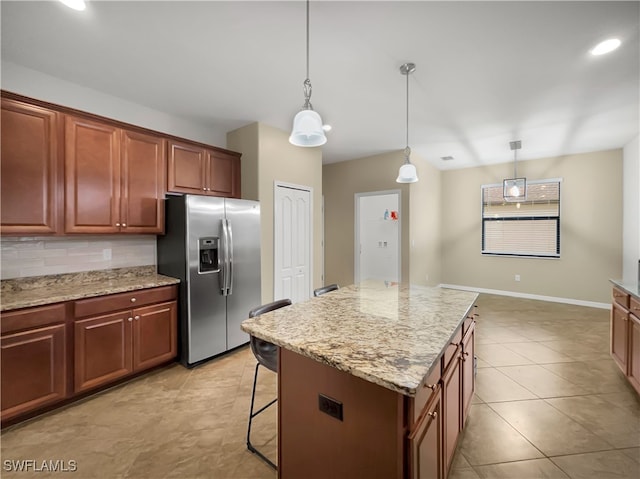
[59,0,86,11]
[590,38,621,56]
[322,124,332,132]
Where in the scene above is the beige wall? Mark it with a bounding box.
[441,149,623,304]
[227,122,323,304]
[323,151,411,288]
[409,156,443,286]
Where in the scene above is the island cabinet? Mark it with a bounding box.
[610,285,640,396]
[167,139,241,198]
[0,98,62,235]
[1,303,68,423]
[73,285,177,393]
[409,367,444,479]
[65,116,166,234]
[278,313,477,479]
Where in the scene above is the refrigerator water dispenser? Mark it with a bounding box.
[199,237,219,273]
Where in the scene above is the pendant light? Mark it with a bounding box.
[396,63,418,183]
[289,0,327,147]
[503,140,526,202]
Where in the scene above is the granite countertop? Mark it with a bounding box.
[241,281,478,397]
[611,279,640,300]
[1,266,180,312]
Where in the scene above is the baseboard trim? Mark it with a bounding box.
[438,284,610,310]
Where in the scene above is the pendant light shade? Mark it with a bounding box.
[396,147,418,183]
[503,140,527,202]
[289,0,327,148]
[290,109,327,147]
[396,63,418,183]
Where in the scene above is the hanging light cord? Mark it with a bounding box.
[513,147,518,177]
[302,0,313,110]
[405,70,410,160]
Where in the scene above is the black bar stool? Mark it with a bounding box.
[246,298,292,470]
[313,283,339,297]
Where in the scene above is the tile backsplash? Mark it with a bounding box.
[0,236,156,279]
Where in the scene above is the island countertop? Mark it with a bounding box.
[241,281,478,397]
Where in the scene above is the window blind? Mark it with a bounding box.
[482,181,560,257]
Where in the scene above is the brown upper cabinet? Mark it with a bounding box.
[1,91,241,236]
[1,98,62,235]
[64,116,166,234]
[168,140,240,198]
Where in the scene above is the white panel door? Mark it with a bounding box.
[275,184,312,303]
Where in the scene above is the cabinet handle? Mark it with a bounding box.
[424,383,437,391]
[116,223,121,227]
[131,298,136,303]
[428,411,438,419]
[122,223,127,227]
[134,315,140,320]
[127,317,133,322]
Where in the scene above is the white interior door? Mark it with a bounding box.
[355,191,400,283]
[274,183,312,303]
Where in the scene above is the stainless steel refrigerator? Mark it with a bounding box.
[157,195,261,367]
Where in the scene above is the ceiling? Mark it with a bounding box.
[2,1,638,170]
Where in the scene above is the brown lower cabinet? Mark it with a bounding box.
[278,306,477,479]
[409,386,443,479]
[610,287,640,396]
[1,303,68,423]
[1,285,178,425]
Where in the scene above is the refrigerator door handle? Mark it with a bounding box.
[220,219,227,295]
[227,219,234,295]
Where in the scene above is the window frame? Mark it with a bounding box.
[480,178,562,258]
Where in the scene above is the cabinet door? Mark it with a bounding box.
[1,324,66,421]
[1,98,60,234]
[121,130,166,233]
[206,150,240,198]
[65,116,120,233]
[461,321,475,428]
[167,140,206,194]
[74,311,133,393]
[442,347,462,478]
[409,390,443,479]
[132,301,177,371]
[611,302,629,374]
[628,314,640,395]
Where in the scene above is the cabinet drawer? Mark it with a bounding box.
[413,365,441,424]
[442,326,463,373]
[613,287,630,309]
[463,315,474,335]
[630,296,640,319]
[1,303,67,334]
[74,286,177,318]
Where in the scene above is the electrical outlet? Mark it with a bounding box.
[318,394,343,421]
[515,274,521,282]
[102,248,112,260]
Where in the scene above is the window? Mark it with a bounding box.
[481,179,561,257]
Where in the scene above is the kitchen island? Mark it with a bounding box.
[241,281,478,479]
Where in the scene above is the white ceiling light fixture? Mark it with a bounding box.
[396,62,418,184]
[289,0,327,148]
[59,0,86,11]
[503,140,526,202]
[590,38,621,56]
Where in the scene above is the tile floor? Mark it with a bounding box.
[2,294,639,478]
